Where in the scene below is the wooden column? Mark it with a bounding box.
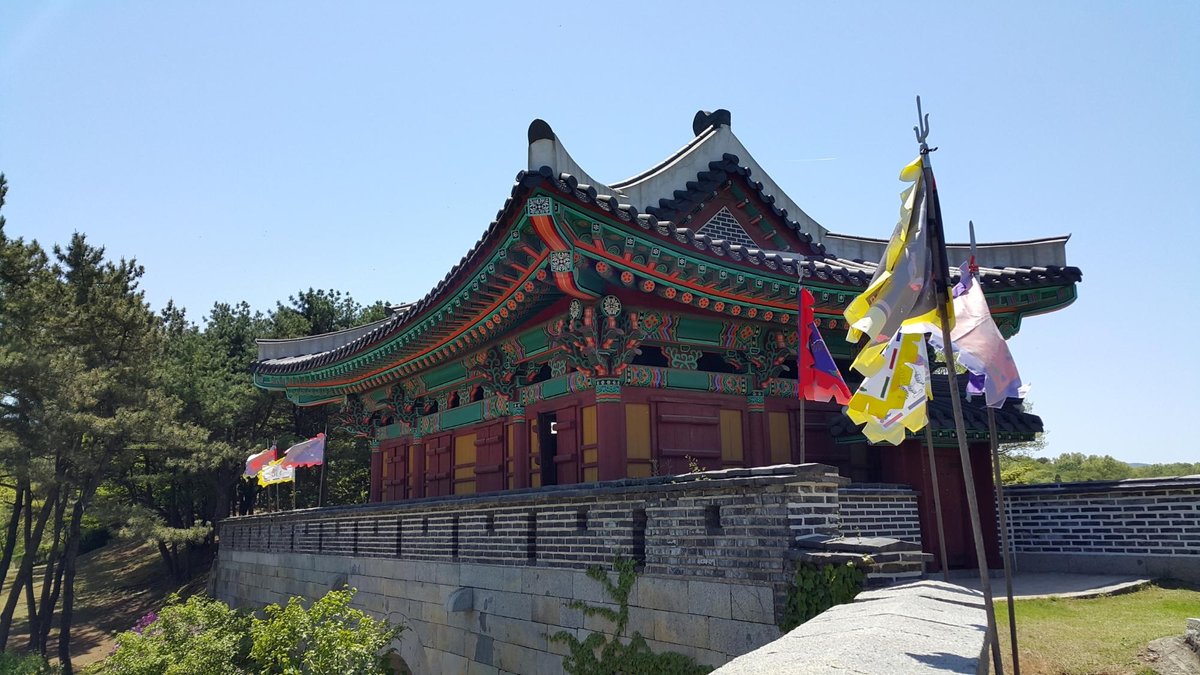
[410,435,426,499]
[746,390,767,467]
[368,440,383,503]
[509,403,530,489]
[594,378,627,481]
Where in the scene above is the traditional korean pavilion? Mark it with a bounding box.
[253,110,1081,569]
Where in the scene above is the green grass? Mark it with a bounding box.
[996,581,1200,675]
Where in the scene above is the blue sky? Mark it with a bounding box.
[2,2,1196,463]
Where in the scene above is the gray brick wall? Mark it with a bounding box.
[837,486,922,544]
[214,465,849,675]
[1003,478,1200,557]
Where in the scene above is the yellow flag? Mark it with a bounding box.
[845,332,931,445]
[257,457,295,486]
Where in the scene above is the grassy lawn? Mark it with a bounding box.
[2,540,208,669]
[996,581,1200,675]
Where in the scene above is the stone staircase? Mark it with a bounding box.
[792,534,932,587]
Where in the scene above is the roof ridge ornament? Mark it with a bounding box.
[692,109,732,136]
[528,119,555,144]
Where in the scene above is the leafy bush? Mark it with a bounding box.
[550,556,711,675]
[0,651,59,675]
[97,589,403,675]
[780,560,867,631]
[100,594,252,675]
[249,589,403,674]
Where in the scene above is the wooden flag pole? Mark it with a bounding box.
[799,392,807,464]
[988,407,1021,674]
[797,288,807,465]
[923,422,951,582]
[972,220,1022,675]
[914,97,1003,674]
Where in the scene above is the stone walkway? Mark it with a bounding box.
[949,572,1151,599]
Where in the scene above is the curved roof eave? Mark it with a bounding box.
[528,110,829,247]
[825,232,1074,269]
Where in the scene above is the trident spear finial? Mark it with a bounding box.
[914,95,930,147]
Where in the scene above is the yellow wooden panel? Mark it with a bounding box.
[768,412,791,464]
[583,467,598,482]
[506,424,515,460]
[455,465,475,479]
[457,480,476,495]
[583,448,598,464]
[455,433,477,466]
[720,410,744,462]
[382,454,390,480]
[628,463,652,478]
[624,404,651,460]
[582,405,597,446]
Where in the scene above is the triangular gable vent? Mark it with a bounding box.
[696,207,757,248]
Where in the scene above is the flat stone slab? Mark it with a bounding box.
[712,580,987,675]
[952,573,1151,600]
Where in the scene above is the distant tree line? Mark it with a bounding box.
[1001,451,1199,485]
[0,174,386,671]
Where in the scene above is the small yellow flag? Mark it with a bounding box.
[845,332,931,445]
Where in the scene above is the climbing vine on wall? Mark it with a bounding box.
[550,556,712,675]
[779,559,869,632]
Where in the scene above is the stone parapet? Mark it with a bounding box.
[1003,476,1200,583]
[221,464,846,585]
[711,580,989,675]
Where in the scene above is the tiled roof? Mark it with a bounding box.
[253,163,1081,376]
[828,378,1044,441]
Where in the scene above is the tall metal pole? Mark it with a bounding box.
[923,423,950,582]
[914,97,1003,674]
[972,220,1021,675]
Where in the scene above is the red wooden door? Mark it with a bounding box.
[475,422,506,493]
[654,398,722,475]
[936,453,971,568]
[424,434,453,497]
[382,443,409,501]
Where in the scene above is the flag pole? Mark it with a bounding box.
[798,394,807,464]
[914,96,1003,674]
[923,422,951,582]
[796,285,807,464]
[971,220,1021,675]
[318,425,329,508]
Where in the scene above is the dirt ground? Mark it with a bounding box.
[1,540,208,669]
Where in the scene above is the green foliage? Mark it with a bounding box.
[550,556,711,675]
[97,589,403,675]
[0,651,59,674]
[249,588,403,675]
[780,560,867,632]
[101,594,252,675]
[1000,452,1200,485]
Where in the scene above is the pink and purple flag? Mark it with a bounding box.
[280,433,326,469]
[244,445,276,478]
[920,261,1023,408]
